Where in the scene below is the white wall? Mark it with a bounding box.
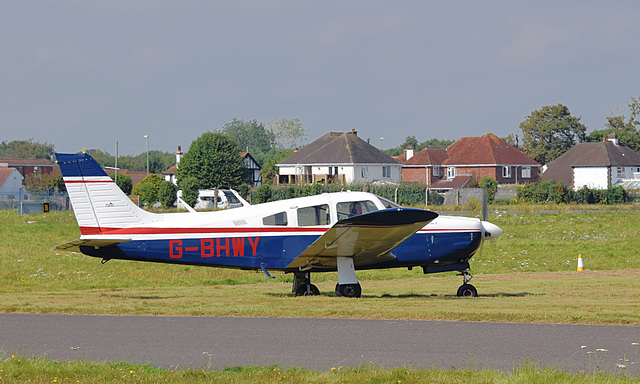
[573,167,608,190]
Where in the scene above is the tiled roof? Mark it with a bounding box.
[278,131,399,166]
[543,141,640,187]
[163,164,178,175]
[431,175,472,190]
[0,158,54,167]
[443,133,539,166]
[404,147,448,166]
[0,167,21,187]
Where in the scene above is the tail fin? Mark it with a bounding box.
[56,153,154,234]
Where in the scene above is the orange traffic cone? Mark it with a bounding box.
[577,254,584,272]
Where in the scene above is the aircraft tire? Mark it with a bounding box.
[335,283,361,298]
[457,284,478,297]
[295,284,320,296]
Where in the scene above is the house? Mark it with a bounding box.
[0,158,54,177]
[276,130,402,185]
[240,151,262,187]
[163,146,262,187]
[542,134,640,190]
[400,146,448,186]
[0,166,24,200]
[399,133,540,191]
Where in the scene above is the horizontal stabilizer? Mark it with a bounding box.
[287,208,437,270]
[55,238,131,252]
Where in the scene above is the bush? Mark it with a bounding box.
[158,181,177,209]
[132,174,163,206]
[479,177,498,203]
[179,176,199,208]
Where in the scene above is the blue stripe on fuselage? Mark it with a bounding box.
[80,231,482,272]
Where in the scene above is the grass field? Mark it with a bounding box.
[2,354,640,384]
[1,209,640,324]
[2,208,640,381]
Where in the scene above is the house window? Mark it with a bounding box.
[522,166,531,179]
[432,167,439,176]
[617,167,625,178]
[447,167,456,179]
[361,166,369,177]
[382,166,391,178]
[502,166,511,178]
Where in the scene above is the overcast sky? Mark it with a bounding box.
[2,1,639,155]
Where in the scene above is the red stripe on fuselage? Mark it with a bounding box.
[78,226,329,236]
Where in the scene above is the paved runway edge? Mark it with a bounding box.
[1,313,638,374]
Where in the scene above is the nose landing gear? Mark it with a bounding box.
[457,270,477,297]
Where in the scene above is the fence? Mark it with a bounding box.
[0,190,70,213]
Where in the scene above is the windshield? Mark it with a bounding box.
[376,195,402,209]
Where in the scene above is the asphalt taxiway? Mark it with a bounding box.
[1,313,638,373]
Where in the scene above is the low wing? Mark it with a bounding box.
[287,208,437,270]
[55,238,131,252]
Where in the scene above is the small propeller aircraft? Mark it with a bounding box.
[55,152,502,298]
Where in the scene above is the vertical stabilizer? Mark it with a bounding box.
[56,153,154,234]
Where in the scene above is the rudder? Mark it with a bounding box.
[56,153,153,234]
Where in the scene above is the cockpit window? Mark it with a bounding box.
[297,204,330,226]
[222,190,240,204]
[337,200,378,219]
[376,195,402,209]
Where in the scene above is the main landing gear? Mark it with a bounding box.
[293,257,363,298]
[292,272,320,296]
[457,270,478,297]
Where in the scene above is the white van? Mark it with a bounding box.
[177,189,249,210]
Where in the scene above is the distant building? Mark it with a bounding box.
[543,134,640,190]
[163,146,262,187]
[276,130,401,185]
[0,166,24,199]
[0,158,54,177]
[397,133,540,191]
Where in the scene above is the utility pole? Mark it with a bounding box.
[143,135,149,176]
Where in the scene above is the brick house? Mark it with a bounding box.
[400,133,540,190]
[0,158,54,177]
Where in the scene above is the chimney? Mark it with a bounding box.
[406,145,414,160]
[350,129,358,136]
[176,145,183,165]
[607,133,619,146]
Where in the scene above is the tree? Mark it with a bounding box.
[158,180,177,209]
[401,135,419,150]
[132,174,162,206]
[268,118,308,150]
[0,139,55,160]
[221,118,274,154]
[109,173,132,195]
[23,170,64,195]
[179,176,199,208]
[176,132,245,189]
[586,96,640,152]
[520,104,587,165]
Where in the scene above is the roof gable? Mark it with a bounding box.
[543,141,640,187]
[0,167,22,188]
[443,133,539,166]
[404,147,448,166]
[278,131,399,166]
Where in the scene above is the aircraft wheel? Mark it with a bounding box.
[457,284,477,297]
[335,283,361,298]
[295,284,320,296]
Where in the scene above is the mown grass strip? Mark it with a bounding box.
[1,354,638,384]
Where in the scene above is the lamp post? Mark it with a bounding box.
[143,135,149,176]
[379,137,384,150]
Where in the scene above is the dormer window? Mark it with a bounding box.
[447,167,456,179]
